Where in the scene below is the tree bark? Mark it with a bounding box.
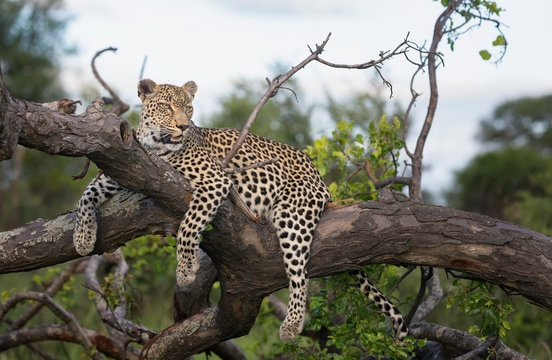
[1,66,551,358]
[2,192,552,358]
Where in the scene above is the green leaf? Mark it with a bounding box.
[468,325,480,334]
[479,50,491,60]
[492,35,506,46]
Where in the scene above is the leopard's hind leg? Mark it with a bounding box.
[272,190,326,340]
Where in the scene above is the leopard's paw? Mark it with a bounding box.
[73,219,97,256]
[279,319,302,340]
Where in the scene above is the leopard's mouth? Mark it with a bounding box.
[160,133,183,144]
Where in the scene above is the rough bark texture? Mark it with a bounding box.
[2,193,552,358]
[1,70,551,359]
[0,67,21,160]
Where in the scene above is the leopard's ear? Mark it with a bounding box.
[182,81,198,99]
[137,79,158,102]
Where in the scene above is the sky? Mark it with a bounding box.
[60,0,552,202]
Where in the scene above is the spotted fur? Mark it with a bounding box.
[73,79,407,341]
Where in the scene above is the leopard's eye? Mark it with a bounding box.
[160,103,173,113]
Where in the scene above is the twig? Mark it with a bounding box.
[404,266,432,326]
[72,159,91,180]
[223,157,279,174]
[139,55,148,80]
[0,291,100,359]
[91,47,129,115]
[387,266,415,298]
[7,258,87,332]
[84,252,158,344]
[409,0,462,201]
[220,33,332,169]
[452,336,497,360]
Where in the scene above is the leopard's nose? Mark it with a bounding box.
[177,124,189,132]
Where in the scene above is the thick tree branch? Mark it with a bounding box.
[2,193,551,358]
[0,324,141,360]
[0,65,20,160]
[3,198,551,312]
[2,91,193,214]
[410,323,531,360]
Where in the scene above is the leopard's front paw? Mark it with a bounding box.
[73,219,97,256]
[279,319,302,340]
[176,252,200,287]
[176,269,197,287]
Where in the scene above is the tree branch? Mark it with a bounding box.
[84,250,158,344]
[410,323,531,360]
[0,292,100,359]
[220,33,332,168]
[91,47,129,116]
[0,324,141,360]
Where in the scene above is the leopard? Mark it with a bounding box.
[73,78,408,341]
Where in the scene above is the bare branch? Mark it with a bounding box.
[220,33,332,168]
[0,324,141,360]
[84,252,158,344]
[410,323,530,360]
[7,258,87,332]
[409,0,462,201]
[411,267,445,323]
[404,266,431,326]
[0,291,100,359]
[91,47,129,116]
[268,294,287,322]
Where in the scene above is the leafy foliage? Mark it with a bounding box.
[447,280,514,338]
[305,116,404,202]
[0,0,71,101]
[435,0,506,62]
[279,114,413,358]
[445,146,547,219]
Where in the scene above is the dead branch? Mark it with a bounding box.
[84,251,158,344]
[410,323,530,360]
[0,291,101,360]
[408,0,461,201]
[0,324,141,360]
[219,33,332,168]
[91,47,129,116]
[7,259,87,332]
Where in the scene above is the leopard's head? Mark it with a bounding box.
[136,78,198,153]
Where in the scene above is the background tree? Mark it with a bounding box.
[445,93,552,356]
[0,0,94,231]
[446,93,552,219]
[203,74,313,150]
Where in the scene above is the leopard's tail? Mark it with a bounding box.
[350,269,409,341]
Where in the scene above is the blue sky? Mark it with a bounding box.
[60,0,552,201]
